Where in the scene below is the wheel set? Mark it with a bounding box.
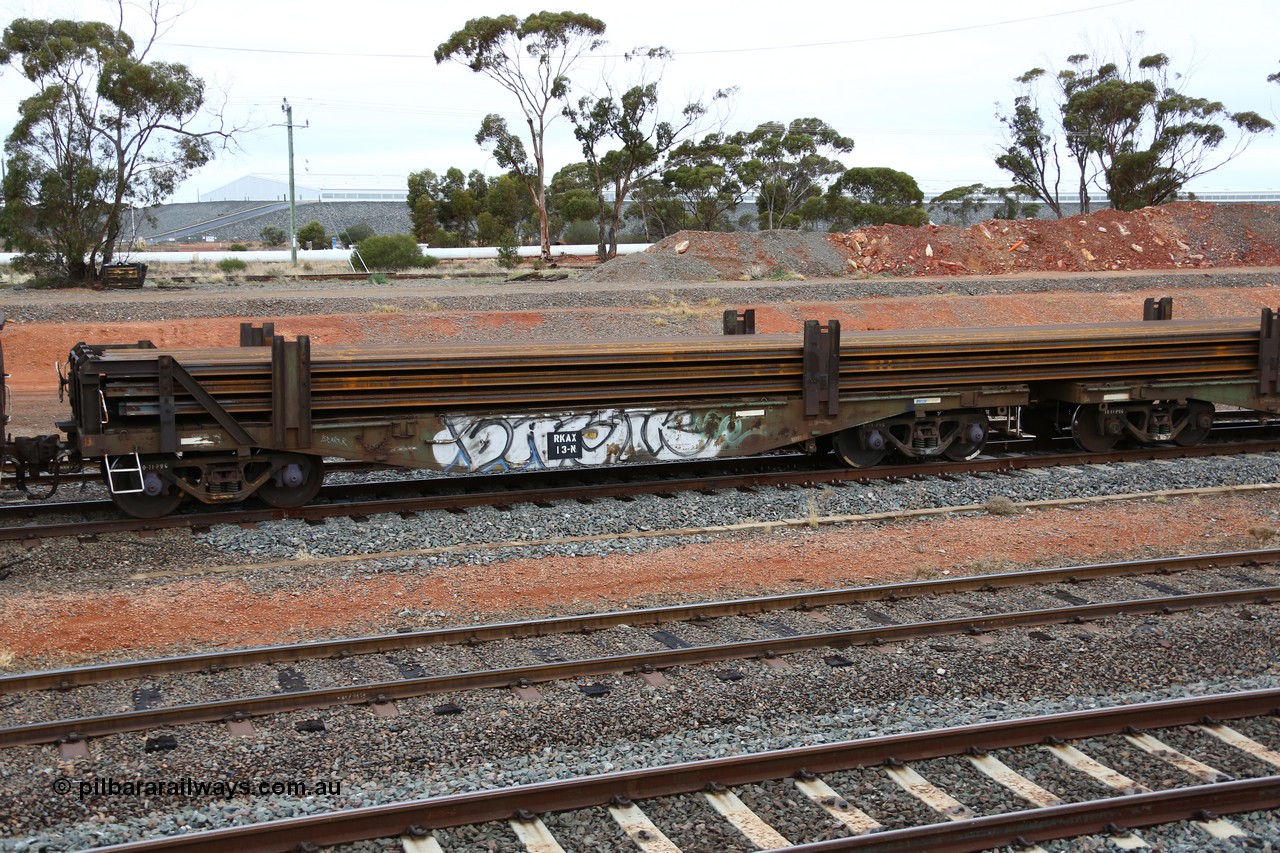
[105,451,325,518]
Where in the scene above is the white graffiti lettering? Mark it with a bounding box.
[430,408,750,473]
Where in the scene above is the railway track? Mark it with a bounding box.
[62,690,1280,852]
[3,436,1279,544]
[4,550,1275,749]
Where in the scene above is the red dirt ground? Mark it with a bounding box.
[1,494,1274,660]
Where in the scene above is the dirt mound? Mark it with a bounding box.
[586,202,1280,282]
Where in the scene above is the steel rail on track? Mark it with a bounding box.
[3,438,1280,543]
[3,587,1274,748]
[74,689,1280,853]
[4,548,1277,694]
[777,779,1280,852]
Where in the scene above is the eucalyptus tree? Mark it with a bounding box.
[406,167,486,247]
[819,167,928,229]
[660,132,749,231]
[739,118,854,230]
[0,7,233,285]
[997,47,1273,214]
[564,46,731,259]
[435,12,607,259]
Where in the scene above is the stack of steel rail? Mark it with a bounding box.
[79,318,1261,419]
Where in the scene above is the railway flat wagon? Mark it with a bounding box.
[45,305,1280,517]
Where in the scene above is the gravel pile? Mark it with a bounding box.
[584,203,1280,282]
[584,229,857,283]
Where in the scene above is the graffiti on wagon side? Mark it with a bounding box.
[431,408,756,473]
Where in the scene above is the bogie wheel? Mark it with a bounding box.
[1070,404,1121,453]
[834,427,889,469]
[942,412,990,461]
[108,455,185,518]
[1173,400,1214,447]
[258,453,325,509]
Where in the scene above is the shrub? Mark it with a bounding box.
[339,223,375,246]
[296,220,327,250]
[216,257,248,273]
[354,233,427,270]
[228,243,248,251]
[260,226,287,246]
[561,219,599,245]
[368,272,389,285]
[495,231,521,269]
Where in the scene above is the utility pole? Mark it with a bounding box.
[283,98,298,265]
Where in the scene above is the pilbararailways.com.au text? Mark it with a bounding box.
[52,776,342,800]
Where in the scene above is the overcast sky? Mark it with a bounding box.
[1,0,1276,203]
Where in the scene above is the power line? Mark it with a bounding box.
[674,1,1137,55]
[161,1,1135,61]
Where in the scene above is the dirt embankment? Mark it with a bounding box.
[587,202,1280,282]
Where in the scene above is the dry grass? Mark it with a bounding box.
[984,495,1020,516]
[0,648,14,669]
[648,297,708,324]
[1249,525,1277,544]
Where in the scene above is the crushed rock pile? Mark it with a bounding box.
[584,202,1280,282]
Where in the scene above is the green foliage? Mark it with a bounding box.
[0,15,222,286]
[823,167,928,229]
[436,12,608,258]
[562,48,731,260]
[624,177,689,241]
[561,219,599,245]
[216,257,247,272]
[338,223,375,246]
[928,184,989,226]
[997,46,1275,215]
[740,118,854,229]
[928,184,1042,225]
[662,132,748,231]
[354,233,429,270]
[482,174,537,241]
[259,226,287,246]
[495,232,521,269]
[995,70,1067,218]
[295,220,327,250]
[228,243,248,251]
[989,186,1041,220]
[368,272,389,284]
[549,162,602,238]
[407,167,488,246]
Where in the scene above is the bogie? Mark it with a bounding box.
[102,451,326,518]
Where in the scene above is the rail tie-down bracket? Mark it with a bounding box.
[803,319,841,417]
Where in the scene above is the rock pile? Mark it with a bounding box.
[586,202,1280,282]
